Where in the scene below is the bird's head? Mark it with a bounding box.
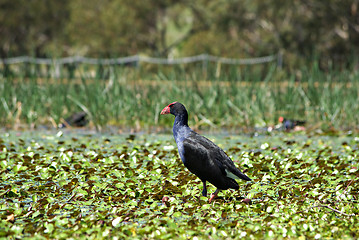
[278,116,284,123]
[160,102,177,115]
[160,102,187,116]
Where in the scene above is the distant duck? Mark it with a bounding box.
[59,112,88,128]
[278,116,306,131]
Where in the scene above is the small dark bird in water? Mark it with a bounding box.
[161,102,251,202]
[278,116,306,131]
[59,112,88,128]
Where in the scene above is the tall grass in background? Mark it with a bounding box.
[0,61,358,132]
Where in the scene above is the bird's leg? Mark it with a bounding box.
[209,189,220,203]
[202,181,207,197]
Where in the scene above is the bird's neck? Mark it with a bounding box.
[173,113,189,137]
[174,113,188,128]
[173,113,190,144]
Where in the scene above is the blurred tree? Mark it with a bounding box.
[0,0,69,58]
[258,0,359,67]
[181,0,279,57]
[182,0,359,66]
[66,0,186,57]
[0,0,358,65]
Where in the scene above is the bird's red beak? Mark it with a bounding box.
[161,106,171,115]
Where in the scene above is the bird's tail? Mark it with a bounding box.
[237,171,251,181]
[226,168,251,181]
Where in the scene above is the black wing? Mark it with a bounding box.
[182,132,250,189]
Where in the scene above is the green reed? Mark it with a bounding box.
[0,61,358,131]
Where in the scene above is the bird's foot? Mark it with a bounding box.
[209,194,216,203]
[209,189,220,203]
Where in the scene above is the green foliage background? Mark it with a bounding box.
[1,63,359,131]
[1,0,359,66]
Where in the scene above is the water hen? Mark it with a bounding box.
[59,112,88,128]
[278,116,306,131]
[161,102,251,202]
